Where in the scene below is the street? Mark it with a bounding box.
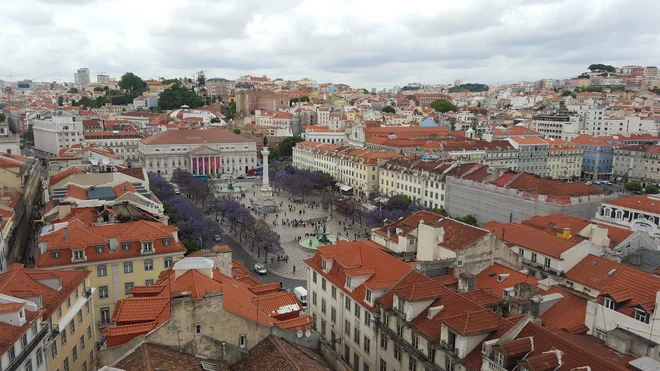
[218,229,306,289]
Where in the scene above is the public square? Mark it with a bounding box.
[219,180,371,281]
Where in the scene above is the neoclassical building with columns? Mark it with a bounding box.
[138,128,258,177]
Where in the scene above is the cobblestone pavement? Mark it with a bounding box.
[221,182,371,280]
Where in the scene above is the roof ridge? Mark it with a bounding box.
[142,343,154,371]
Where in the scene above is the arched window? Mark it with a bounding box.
[604,208,611,217]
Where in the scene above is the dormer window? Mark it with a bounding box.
[142,242,154,253]
[321,259,327,271]
[604,297,616,310]
[494,351,505,366]
[73,250,85,261]
[634,308,649,324]
[52,251,61,258]
[365,289,372,303]
[163,238,171,247]
[122,243,130,251]
[345,276,352,288]
[96,246,104,254]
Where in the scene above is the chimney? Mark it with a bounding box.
[562,228,571,240]
[437,226,445,243]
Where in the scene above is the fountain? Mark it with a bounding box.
[218,177,246,193]
[299,223,346,251]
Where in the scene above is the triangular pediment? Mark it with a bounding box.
[190,146,222,155]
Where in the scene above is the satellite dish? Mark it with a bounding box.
[305,330,312,338]
[415,263,422,271]
[296,330,303,338]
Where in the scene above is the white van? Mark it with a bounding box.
[294,286,307,307]
[173,184,181,194]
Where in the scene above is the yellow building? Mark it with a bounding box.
[0,264,95,371]
[35,219,186,338]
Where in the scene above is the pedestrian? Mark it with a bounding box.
[293,265,296,273]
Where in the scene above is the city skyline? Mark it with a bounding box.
[0,0,659,88]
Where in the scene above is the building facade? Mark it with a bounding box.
[35,220,186,338]
[32,112,85,156]
[0,265,95,371]
[139,128,258,178]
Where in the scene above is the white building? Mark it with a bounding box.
[301,126,346,145]
[254,110,294,137]
[83,126,141,162]
[139,128,257,178]
[317,107,330,126]
[32,112,85,156]
[507,137,549,176]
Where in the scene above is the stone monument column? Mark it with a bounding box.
[261,147,271,191]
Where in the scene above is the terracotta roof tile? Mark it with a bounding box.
[141,128,252,145]
[0,302,25,314]
[485,222,577,259]
[114,343,228,371]
[500,336,533,356]
[112,297,170,323]
[476,263,538,297]
[523,213,633,249]
[605,194,660,215]
[231,335,331,371]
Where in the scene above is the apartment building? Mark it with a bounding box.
[0,265,95,371]
[378,159,488,210]
[139,128,258,178]
[529,113,580,140]
[613,143,660,185]
[293,142,403,196]
[566,255,660,361]
[253,110,294,137]
[571,134,622,180]
[32,112,85,156]
[83,127,141,162]
[34,219,186,338]
[507,137,549,176]
[546,139,583,180]
[301,125,346,145]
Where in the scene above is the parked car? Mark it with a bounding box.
[585,181,593,185]
[237,175,245,179]
[593,180,601,185]
[603,180,612,185]
[253,263,267,275]
[213,234,222,243]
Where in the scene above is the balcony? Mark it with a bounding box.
[6,326,49,371]
[97,320,112,329]
[439,340,458,357]
[483,357,508,371]
[522,258,562,276]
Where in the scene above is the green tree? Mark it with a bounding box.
[645,185,660,194]
[0,113,5,123]
[625,181,643,193]
[561,91,572,96]
[454,215,478,225]
[277,136,304,158]
[57,96,64,106]
[225,101,237,120]
[158,84,205,110]
[448,83,489,93]
[197,70,206,86]
[118,72,146,92]
[67,87,79,94]
[233,128,241,134]
[430,99,457,113]
[577,73,590,79]
[22,124,34,142]
[93,87,104,91]
[587,64,616,73]
[210,117,221,123]
[382,106,396,113]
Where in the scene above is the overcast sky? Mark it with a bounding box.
[1,0,658,88]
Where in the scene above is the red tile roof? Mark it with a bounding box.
[522,213,633,249]
[49,167,85,186]
[0,302,25,314]
[538,286,587,330]
[305,240,416,311]
[141,128,252,145]
[230,335,330,371]
[476,263,538,297]
[604,194,660,215]
[485,222,578,258]
[459,289,504,307]
[570,255,660,317]
[36,220,185,268]
[112,297,170,324]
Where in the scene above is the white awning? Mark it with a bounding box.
[335,182,346,188]
[340,185,353,192]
